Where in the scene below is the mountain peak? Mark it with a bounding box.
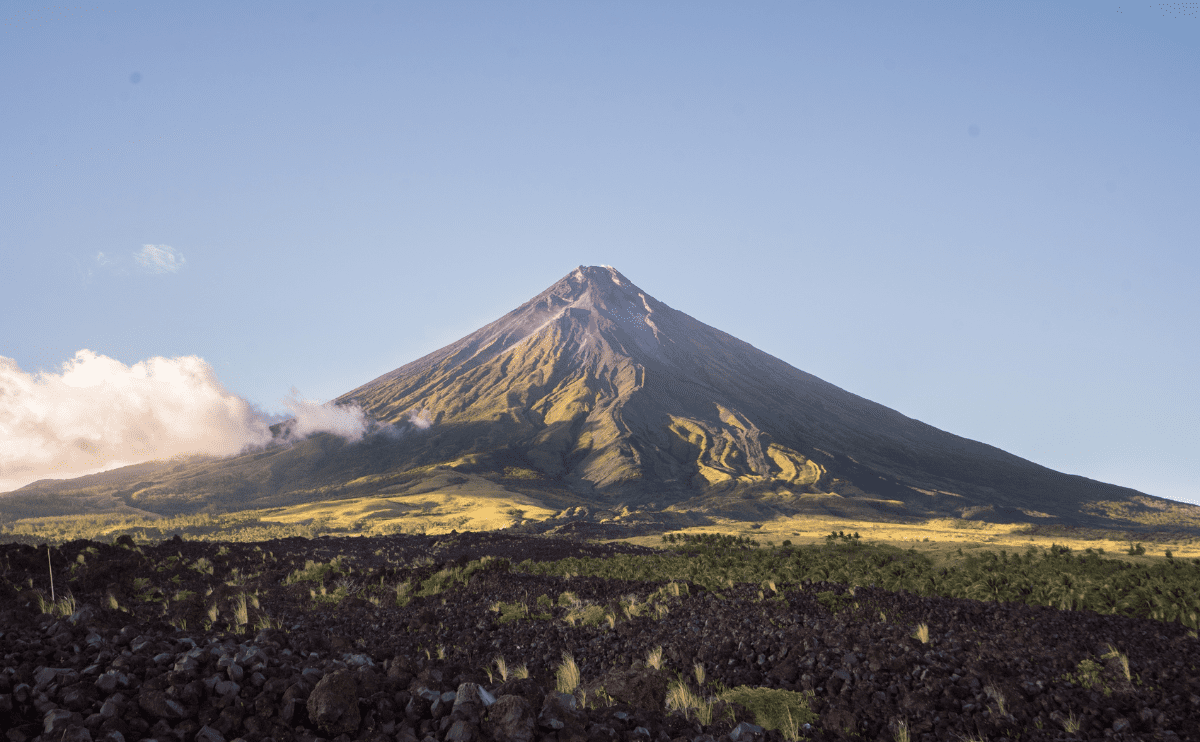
[544,265,650,312]
[572,264,632,287]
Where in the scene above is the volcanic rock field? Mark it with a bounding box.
[0,532,1197,742]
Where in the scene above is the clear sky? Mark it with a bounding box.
[2,1,1197,504]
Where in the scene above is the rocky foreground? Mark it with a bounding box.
[0,532,1198,742]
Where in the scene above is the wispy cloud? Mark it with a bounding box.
[134,244,186,274]
[86,244,187,280]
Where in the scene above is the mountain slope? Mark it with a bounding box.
[2,265,1192,531]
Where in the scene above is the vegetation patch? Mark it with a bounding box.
[814,590,854,614]
[417,556,508,597]
[519,534,1200,630]
[283,556,349,585]
[564,604,609,627]
[717,687,818,737]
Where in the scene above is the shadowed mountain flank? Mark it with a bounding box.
[3,265,1195,531]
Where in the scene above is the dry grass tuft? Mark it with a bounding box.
[1102,643,1131,682]
[1061,710,1082,734]
[646,646,664,670]
[983,683,1008,716]
[556,652,580,694]
[912,622,930,643]
[665,681,713,725]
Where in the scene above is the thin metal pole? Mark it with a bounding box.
[47,545,54,603]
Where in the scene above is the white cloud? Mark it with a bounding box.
[133,244,186,274]
[278,390,371,443]
[0,350,273,493]
[0,351,430,495]
[406,408,433,430]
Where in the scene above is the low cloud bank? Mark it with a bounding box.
[0,350,419,493]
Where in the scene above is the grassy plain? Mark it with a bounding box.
[621,514,1200,564]
[3,489,1198,569]
[0,473,556,545]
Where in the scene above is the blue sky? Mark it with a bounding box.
[2,1,1197,504]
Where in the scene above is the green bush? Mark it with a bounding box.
[718,687,818,738]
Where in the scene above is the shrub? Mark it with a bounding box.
[815,590,853,614]
[717,687,818,736]
[564,604,607,627]
[284,556,348,585]
[557,591,580,607]
[310,581,350,607]
[1060,657,1109,694]
[496,602,541,624]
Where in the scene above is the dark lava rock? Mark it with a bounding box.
[486,695,537,742]
[137,689,186,720]
[1,532,1198,742]
[598,666,670,710]
[307,667,360,736]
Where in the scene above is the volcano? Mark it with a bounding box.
[1,265,1188,529]
[328,265,1157,523]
